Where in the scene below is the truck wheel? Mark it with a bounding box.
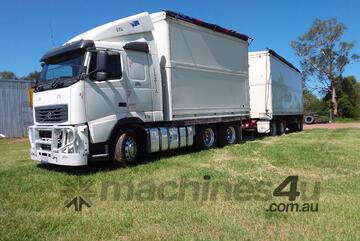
[114,130,139,165]
[277,121,285,135]
[289,118,303,132]
[270,121,277,136]
[288,123,297,132]
[297,118,303,131]
[219,123,239,146]
[195,125,217,149]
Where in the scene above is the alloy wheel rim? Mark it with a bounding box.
[124,137,137,162]
[226,126,236,144]
[203,128,215,147]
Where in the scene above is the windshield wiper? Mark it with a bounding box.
[51,80,64,89]
[50,76,70,89]
[35,85,44,92]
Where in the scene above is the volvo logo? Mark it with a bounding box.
[45,111,54,120]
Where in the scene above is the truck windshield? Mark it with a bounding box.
[40,53,84,82]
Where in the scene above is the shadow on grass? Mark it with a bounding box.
[36,130,293,175]
[36,146,199,175]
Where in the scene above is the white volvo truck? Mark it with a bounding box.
[242,49,303,135]
[28,11,250,166]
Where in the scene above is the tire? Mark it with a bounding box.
[194,125,217,149]
[270,121,277,136]
[297,118,303,131]
[288,123,297,132]
[288,118,303,132]
[113,130,139,165]
[304,115,315,124]
[219,123,240,146]
[277,121,285,135]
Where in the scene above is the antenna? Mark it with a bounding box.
[49,20,55,47]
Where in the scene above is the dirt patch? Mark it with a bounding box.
[6,138,28,144]
[304,122,360,129]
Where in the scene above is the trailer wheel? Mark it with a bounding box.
[289,118,303,132]
[195,125,217,149]
[113,130,139,165]
[297,118,303,131]
[288,123,297,132]
[219,123,239,146]
[277,121,286,135]
[270,121,277,136]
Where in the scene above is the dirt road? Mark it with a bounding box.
[304,122,360,129]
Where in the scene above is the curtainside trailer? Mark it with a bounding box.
[28,10,250,166]
[243,49,303,135]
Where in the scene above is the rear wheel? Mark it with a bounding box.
[219,123,240,146]
[195,125,217,149]
[288,118,303,132]
[297,118,303,131]
[277,120,286,135]
[270,121,277,136]
[113,130,139,165]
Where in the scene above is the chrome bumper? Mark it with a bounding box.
[28,125,89,166]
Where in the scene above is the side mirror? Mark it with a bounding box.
[95,72,107,81]
[96,51,108,72]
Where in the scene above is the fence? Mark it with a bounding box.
[0,79,33,137]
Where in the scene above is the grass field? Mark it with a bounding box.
[1,129,360,241]
[334,117,360,123]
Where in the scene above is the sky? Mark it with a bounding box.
[0,0,359,80]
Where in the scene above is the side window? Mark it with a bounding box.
[127,51,147,81]
[106,52,122,79]
[89,51,122,81]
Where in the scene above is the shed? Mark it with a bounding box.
[0,79,33,137]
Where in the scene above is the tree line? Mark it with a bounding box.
[0,70,40,82]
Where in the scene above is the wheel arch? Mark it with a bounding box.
[108,117,147,157]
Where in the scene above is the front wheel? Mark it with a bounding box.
[113,130,139,165]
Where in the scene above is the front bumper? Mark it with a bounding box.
[28,125,89,166]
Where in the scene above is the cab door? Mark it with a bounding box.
[85,51,127,122]
[123,50,153,116]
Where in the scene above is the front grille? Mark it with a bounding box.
[39,130,52,139]
[35,105,68,123]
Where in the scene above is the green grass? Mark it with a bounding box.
[1,129,360,241]
[333,117,360,123]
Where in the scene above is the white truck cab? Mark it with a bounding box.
[29,11,251,166]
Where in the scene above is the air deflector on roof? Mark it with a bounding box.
[40,40,94,62]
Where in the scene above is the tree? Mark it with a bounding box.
[23,71,41,82]
[337,76,358,117]
[0,71,17,80]
[291,18,359,117]
[323,76,359,118]
[303,89,324,114]
[355,82,360,119]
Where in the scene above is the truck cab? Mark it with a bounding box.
[29,13,163,166]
